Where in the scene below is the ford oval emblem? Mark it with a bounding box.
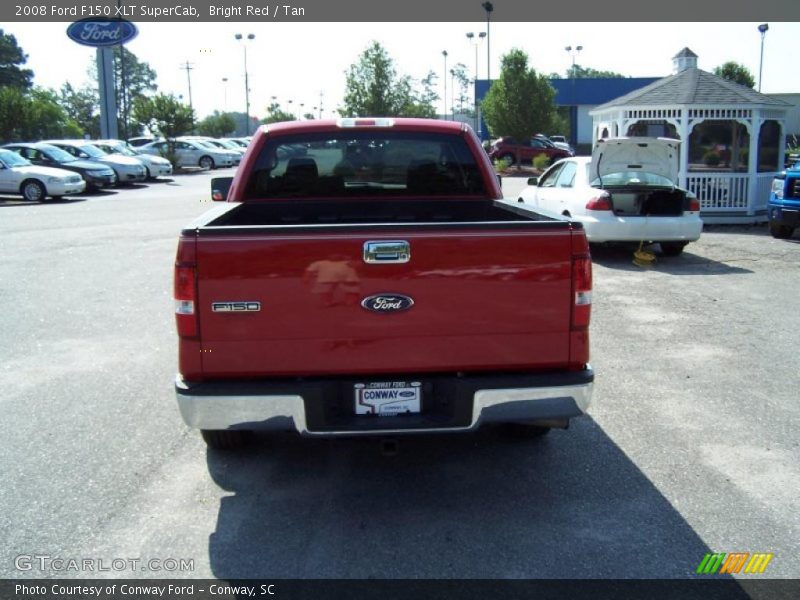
[67,19,139,48]
[361,294,414,314]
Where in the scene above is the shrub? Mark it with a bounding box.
[703,150,721,167]
[533,153,551,171]
[493,156,512,172]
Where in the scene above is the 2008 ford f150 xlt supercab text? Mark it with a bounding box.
[173,118,594,449]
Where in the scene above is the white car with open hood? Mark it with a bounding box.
[517,137,702,255]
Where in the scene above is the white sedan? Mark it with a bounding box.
[138,140,234,170]
[0,149,86,202]
[518,137,702,255]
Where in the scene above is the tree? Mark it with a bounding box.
[567,64,625,79]
[91,47,158,138]
[196,111,237,137]
[481,49,556,167]
[0,87,82,142]
[261,102,295,124]
[0,29,33,90]
[132,93,194,140]
[450,63,471,116]
[340,41,437,118]
[59,83,100,139]
[713,62,755,89]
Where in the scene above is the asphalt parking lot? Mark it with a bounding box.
[1,172,798,582]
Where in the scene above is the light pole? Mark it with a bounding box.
[481,2,493,82]
[466,31,486,137]
[222,77,228,111]
[234,33,255,134]
[758,23,769,92]
[442,50,448,120]
[565,45,583,146]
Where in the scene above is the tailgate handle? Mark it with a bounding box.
[363,241,410,264]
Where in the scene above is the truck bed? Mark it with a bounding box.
[192,199,561,230]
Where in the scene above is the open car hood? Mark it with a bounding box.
[591,137,679,184]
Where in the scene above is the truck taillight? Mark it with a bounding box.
[586,193,612,211]
[174,265,198,338]
[571,256,592,329]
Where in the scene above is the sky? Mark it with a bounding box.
[4,21,799,122]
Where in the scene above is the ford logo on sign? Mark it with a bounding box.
[66,19,139,48]
[361,294,414,314]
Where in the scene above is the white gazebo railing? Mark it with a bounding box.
[686,172,777,215]
[686,173,749,211]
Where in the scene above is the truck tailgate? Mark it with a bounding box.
[194,226,573,378]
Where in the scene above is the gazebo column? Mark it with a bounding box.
[678,109,689,189]
[747,115,761,217]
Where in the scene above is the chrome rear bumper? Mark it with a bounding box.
[176,367,593,436]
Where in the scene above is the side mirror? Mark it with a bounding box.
[527,177,539,186]
[211,176,233,202]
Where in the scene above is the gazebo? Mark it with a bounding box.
[590,48,790,223]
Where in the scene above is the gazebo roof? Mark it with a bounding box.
[592,67,790,112]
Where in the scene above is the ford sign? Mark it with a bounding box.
[66,19,139,48]
[361,294,415,314]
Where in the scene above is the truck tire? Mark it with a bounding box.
[500,153,515,165]
[201,429,249,450]
[21,179,46,202]
[199,155,215,170]
[769,222,794,239]
[660,242,687,256]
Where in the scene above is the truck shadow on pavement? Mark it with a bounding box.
[590,244,753,276]
[205,418,745,587]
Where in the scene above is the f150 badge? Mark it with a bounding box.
[361,294,414,313]
[212,302,261,312]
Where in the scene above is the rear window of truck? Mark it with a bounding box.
[244,131,487,199]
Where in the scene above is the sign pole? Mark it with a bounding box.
[96,47,118,139]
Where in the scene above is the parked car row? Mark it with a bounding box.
[0,135,244,202]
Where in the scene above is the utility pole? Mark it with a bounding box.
[180,60,194,117]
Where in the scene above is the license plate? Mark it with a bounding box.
[354,381,421,416]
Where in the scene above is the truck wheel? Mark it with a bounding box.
[769,222,794,239]
[201,429,250,450]
[499,423,552,438]
[199,156,215,170]
[500,153,515,165]
[660,242,687,256]
[21,179,46,202]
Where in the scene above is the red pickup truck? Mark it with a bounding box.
[174,118,594,449]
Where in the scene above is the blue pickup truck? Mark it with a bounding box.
[768,162,800,239]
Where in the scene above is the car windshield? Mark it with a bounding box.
[0,149,31,167]
[216,140,238,149]
[590,171,674,187]
[38,144,77,163]
[76,144,107,159]
[103,143,136,157]
[246,130,487,199]
[196,141,219,149]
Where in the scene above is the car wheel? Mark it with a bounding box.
[499,423,552,438]
[144,167,152,180]
[769,222,794,239]
[20,179,46,202]
[199,156,215,170]
[201,429,250,450]
[500,153,515,165]
[660,242,687,256]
